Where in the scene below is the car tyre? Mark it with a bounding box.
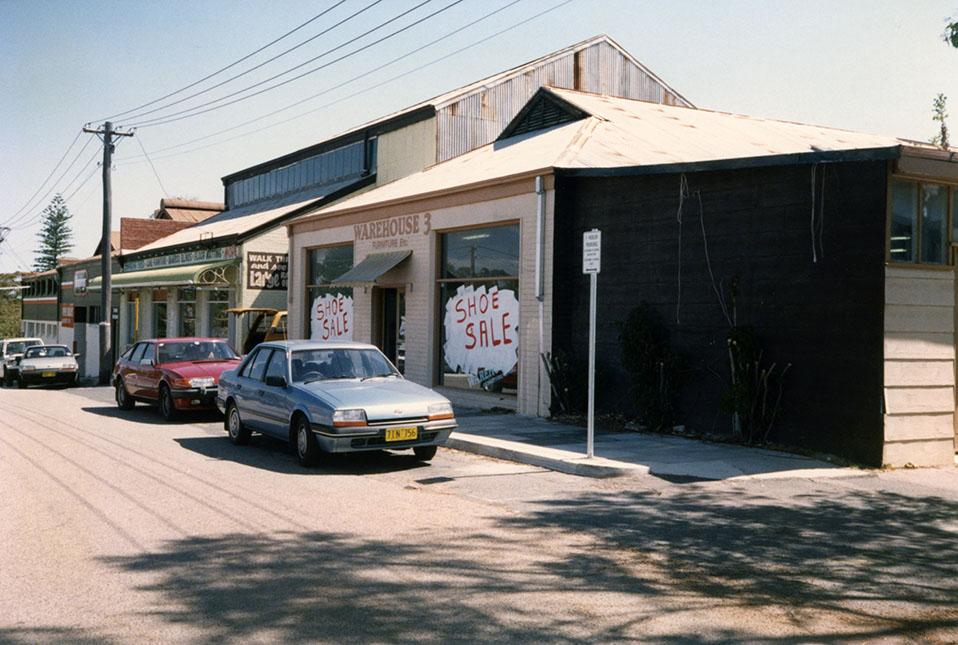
[226,401,251,445]
[294,415,321,467]
[413,445,438,462]
[116,377,135,410]
[159,384,177,421]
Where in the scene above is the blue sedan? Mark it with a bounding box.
[217,340,458,466]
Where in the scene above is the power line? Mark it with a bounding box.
[8,151,101,231]
[7,130,82,221]
[111,0,379,124]
[94,1,351,123]
[2,137,96,229]
[134,134,169,197]
[130,0,464,128]
[117,0,575,164]
[118,0,526,161]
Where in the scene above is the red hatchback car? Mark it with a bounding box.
[113,337,241,421]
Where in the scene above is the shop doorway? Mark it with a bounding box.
[373,287,405,374]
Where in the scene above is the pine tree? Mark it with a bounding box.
[932,94,950,150]
[33,194,73,271]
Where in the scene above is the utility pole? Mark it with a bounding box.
[83,121,133,384]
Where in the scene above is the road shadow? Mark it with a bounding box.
[81,404,223,426]
[174,434,432,476]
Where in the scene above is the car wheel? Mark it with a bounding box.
[159,384,177,421]
[226,402,251,445]
[413,445,438,462]
[294,416,321,467]
[116,378,135,410]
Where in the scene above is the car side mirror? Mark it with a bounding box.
[73,353,81,358]
[265,375,287,388]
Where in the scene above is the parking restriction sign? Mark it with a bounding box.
[583,229,601,274]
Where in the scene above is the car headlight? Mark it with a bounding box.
[427,401,455,421]
[21,365,36,371]
[332,409,367,427]
[189,377,215,388]
[62,364,77,371]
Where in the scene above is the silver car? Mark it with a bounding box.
[17,344,79,388]
[217,340,458,466]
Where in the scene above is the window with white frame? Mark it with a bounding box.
[890,178,951,265]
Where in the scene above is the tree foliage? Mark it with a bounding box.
[932,93,950,149]
[33,194,73,272]
[946,18,958,48]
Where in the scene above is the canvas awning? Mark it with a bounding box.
[88,259,238,290]
[330,250,411,287]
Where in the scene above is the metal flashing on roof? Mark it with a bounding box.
[88,259,238,290]
[330,250,412,286]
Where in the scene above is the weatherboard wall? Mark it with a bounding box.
[551,160,889,465]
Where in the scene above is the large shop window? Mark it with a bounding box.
[178,288,197,336]
[306,245,354,341]
[208,290,230,339]
[438,224,520,393]
[889,179,950,265]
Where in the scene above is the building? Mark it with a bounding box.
[285,86,958,468]
[19,268,62,343]
[284,34,690,346]
[151,198,223,223]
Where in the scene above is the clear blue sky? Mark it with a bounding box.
[2,0,956,272]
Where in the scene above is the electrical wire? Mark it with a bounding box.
[110,0,379,124]
[93,1,351,123]
[134,134,169,197]
[117,0,574,163]
[2,137,95,229]
[8,151,101,231]
[118,0,526,160]
[130,0,465,128]
[7,130,82,222]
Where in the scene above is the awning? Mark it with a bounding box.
[330,250,411,287]
[88,259,238,290]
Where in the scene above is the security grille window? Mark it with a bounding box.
[437,224,520,394]
[890,179,951,265]
[178,288,197,336]
[153,290,168,339]
[208,290,230,339]
[306,245,354,340]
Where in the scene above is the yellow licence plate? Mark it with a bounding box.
[385,427,418,442]
[42,371,56,378]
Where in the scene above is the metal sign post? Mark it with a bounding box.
[582,229,601,459]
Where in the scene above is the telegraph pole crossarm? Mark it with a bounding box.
[83,121,133,384]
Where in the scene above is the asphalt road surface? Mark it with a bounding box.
[2,386,957,643]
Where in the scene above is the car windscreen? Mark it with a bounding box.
[24,346,69,359]
[157,341,238,364]
[6,340,42,355]
[291,348,397,383]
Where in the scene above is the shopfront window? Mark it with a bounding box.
[152,290,168,339]
[208,289,230,339]
[178,288,196,336]
[306,245,353,341]
[438,224,520,393]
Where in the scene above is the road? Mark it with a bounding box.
[1,385,957,643]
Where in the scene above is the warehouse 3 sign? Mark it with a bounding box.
[443,285,518,381]
[311,293,353,341]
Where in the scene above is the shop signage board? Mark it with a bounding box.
[442,284,519,386]
[61,304,74,329]
[247,252,288,290]
[310,293,353,341]
[74,269,88,294]
[583,229,601,458]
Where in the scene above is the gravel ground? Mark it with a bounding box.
[1,385,957,644]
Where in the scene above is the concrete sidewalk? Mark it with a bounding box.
[448,410,868,481]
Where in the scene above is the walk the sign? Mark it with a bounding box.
[583,229,601,274]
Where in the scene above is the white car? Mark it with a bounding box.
[17,345,79,388]
[1,337,44,387]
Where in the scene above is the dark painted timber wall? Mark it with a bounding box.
[552,160,888,465]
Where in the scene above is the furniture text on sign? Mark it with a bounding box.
[583,229,601,274]
[247,252,288,290]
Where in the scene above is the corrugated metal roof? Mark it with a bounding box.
[330,250,412,286]
[293,88,902,221]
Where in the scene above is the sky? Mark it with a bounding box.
[2,0,957,273]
